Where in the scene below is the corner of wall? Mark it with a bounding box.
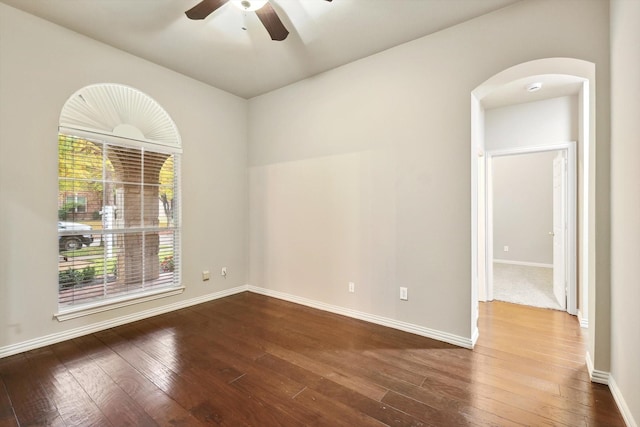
[586,351,610,385]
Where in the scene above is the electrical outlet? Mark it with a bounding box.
[348,282,355,293]
[503,245,509,252]
[202,270,210,281]
[400,287,408,301]
[221,267,227,277]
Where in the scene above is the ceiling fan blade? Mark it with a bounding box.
[255,2,289,41]
[185,0,229,20]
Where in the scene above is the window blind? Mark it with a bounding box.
[58,133,181,308]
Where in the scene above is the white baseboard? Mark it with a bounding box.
[577,309,589,328]
[471,325,480,348]
[493,259,553,268]
[0,284,476,359]
[585,351,610,385]
[0,285,249,359]
[609,375,638,427]
[247,285,473,349]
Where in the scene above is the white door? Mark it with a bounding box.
[552,152,567,310]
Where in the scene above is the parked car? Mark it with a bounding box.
[58,221,93,251]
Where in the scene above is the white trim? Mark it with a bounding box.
[471,324,480,348]
[247,286,473,349]
[577,309,589,328]
[59,125,183,154]
[484,143,576,158]
[579,80,590,326]
[485,143,578,316]
[470,94,483,338]
[59,83,181,147]
[55,286,187,321]
[0,286,248,359]
[591,370,611,385]
[2,285,472,358]
[609,375,639,427]
[493,259,553,268]
[586,351,610,385]
[486,153,494,301]
[586,356,637,427]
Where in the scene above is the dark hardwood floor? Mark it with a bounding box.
[0,292,625,426]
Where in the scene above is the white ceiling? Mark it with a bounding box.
[481,74,586,110]
[1,0,521,99]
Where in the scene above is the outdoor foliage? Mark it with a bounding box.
[58,134,108,194]
[58,201,81,220]
[58,266,96,290]
[160,156,175,225]
[58,133,176,223]
[160,255,175,272]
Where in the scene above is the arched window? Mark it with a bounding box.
[57,84,182,317]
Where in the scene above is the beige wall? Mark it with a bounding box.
[485,96,579,151]
[492,151,557,265]
[2,2,630,416]
[0,4,248,349]
[486,96,579,266]
[249,0,611,342]
[610,0,640,424]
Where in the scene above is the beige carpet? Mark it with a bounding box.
[492,263,562,310]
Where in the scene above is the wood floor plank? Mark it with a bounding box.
[265,343,390,402]
[381,389,520,427]
[50,339,159,427]
[72,334,204,427]
[292,387,386,427]
[187,297,393,402]
[94,328,254,426]
[23,348,113,426]
[229,370,317,425]
[0,353,63,426]
[0,293,626,426]
[256,352,426,426]
[105,324,306,426]
[0,375,17,427]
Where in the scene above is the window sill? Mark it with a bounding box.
[54,286,185,322]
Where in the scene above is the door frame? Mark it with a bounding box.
[552,150,568,310]
[484,143,577,314]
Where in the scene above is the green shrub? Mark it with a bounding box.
[79,266,96,282]
[58,201,81,220]
[58,265,96,290]
[58,269,78,290]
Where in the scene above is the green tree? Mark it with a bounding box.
[159,156,175,226]
[58,134,116,219]
[58,134,104,193]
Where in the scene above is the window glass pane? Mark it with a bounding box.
[64,195,87,213]
[58,136,103,181]
[58,134,180,309]
[159,156,176,227]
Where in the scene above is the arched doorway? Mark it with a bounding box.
[471,58,595,348]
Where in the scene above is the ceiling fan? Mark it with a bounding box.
[185,0,332,41]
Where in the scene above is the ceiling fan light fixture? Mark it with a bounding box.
[231,0,268,11]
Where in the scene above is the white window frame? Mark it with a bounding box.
[55,84,183,321]
[55,131,183,320]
